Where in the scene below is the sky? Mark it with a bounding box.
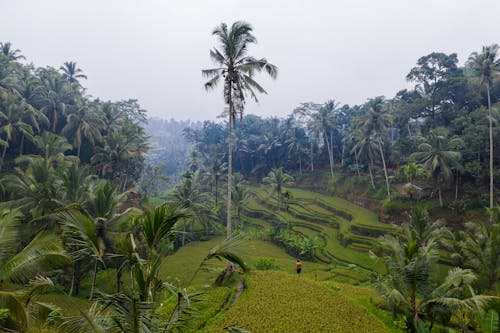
[1,0,500,121]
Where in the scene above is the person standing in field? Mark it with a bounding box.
[295,259,302,275]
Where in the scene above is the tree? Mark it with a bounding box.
[376,209,493,332]
[467,44,500,209]
[62,99,103,158]
[0,208,69,331]
[60,61,88,84]
[202,21,278,238]
[355,98,393,199]
[460,206,500,291]
[262,168,294,211]
[170,172,212,244]
[410,128,462,207]
[203,157,227,206]
[0,42,25,61]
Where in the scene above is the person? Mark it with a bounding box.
[295,259,302,275]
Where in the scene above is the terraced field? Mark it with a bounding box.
[242,185,395,278]
[203,271,391,333]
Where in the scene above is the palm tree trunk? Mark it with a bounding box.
[19,133,24,156]
[487,84,494,209]
[377,138,391,201]
[354,148,361,177]
[77,141,81,159]
[310,141,314,172]
[368,156,375,190]
[299,154,302,175]
[215,176,218,206]
[326,131,334,178]
[89,259,99,301]
[438,186,443,207]
[0,143,7,171]
[227,112,233,238]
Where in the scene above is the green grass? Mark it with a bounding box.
[203,271,391,333]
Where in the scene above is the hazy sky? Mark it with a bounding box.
[2,0,499,121]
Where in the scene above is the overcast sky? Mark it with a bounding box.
[2,0,499,121]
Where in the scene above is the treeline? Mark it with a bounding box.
[0,42,148,192]
[186,47,500,208]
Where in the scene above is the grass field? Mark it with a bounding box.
[203,271,390,333]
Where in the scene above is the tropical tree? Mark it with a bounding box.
[60,61,88,84]
[356,98,393,200]
[410,128,462,207]
[376,209,493,332]
[203,156,227,206]
[62,99,103,158]
[262,168,294,211]
[460,206,500,291]
[467,44,500,209]
[0,208,69,332]
[0,97,35,168]
[170,172,212,244]
[202,21,278,237]
[0,42,25,61]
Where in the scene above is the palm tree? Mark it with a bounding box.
[467,44,500,209]
[262,168,294,211]
[356,98,393,200]
[460,207,500,291]
[376,209,493,332]
[410,128,462,207]
[62,99,104,158]
[0,208,69,331]
[170,172,212,244]
[0,97,35,169]
[202,21,278,238]
[203,157,227,206]
[0,42,25,61]
[60,61,88,84]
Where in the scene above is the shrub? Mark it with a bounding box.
[255,257,280,270]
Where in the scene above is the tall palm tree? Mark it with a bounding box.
[60,61,88,84]
[62,99,104,158]
[410,128,462,207]
[467,44,500,209]
[170,172,212,244]
[262,168,294,211]
[202,21,278,238]
[203,157,227,206]
[0,42,25,61]
[356,98,393,200]
[0,97,35,168]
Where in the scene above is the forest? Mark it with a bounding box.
[0,19,500,333]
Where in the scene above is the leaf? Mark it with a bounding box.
[481,309,499,333]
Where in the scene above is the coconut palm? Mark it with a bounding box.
[0,42,25,61]
[202,21,278,237]
[62,99,104,158]
[410,128,462,207]
[0,208,69,331]
[60,61,88,84]
[170,172,212,244]
[204,156,227,206]
[356,98,393,200]
[376,209,493,332]
[263,168,294,211]
[460,206,500,291]
[0,97,35,169]
[467,44,500,209]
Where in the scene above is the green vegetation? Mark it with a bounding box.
[1,21,499,333]
[204,271,389,333]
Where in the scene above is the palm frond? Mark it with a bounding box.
[0,232,70,283]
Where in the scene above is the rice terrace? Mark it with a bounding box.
[1,1,500,332]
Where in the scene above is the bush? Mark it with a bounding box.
[255,257,280,270]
